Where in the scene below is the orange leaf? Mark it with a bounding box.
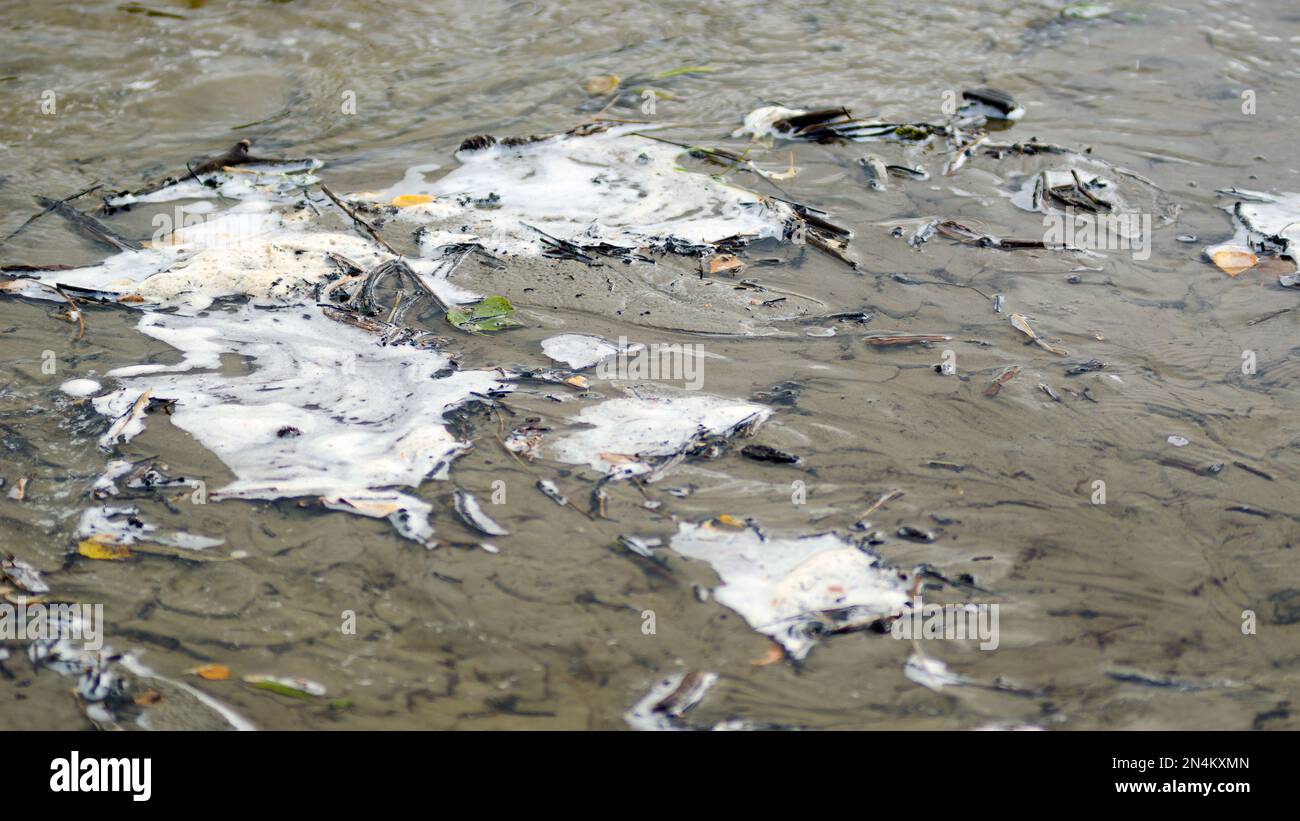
[193,663,232,681]
[390,194,433,208]
[752,644,784,666]
[1207,243,1257,277]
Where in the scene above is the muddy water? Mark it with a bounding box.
[2,0,1299,729]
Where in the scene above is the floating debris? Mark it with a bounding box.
[365,124,815,261]
[243,674,327,700]
[740,444,800,465]
[452,489,509,537]
[904,653,972,692]
[6,475,30,501]
[897,525,937,543]
[617,534,663,559]
[1205,243,1257,277]
[1009,313,1069,357]
[625,671,718,731]
[96,307,509,544]
[858,155,889,191]
[864,333,952,348]
[103,140,322,209]
[535,479,569,507]
[984,365,1021,397]
[1217,188,1300,259]
[548,388,770,477]
[503,420,547,461]
[77,505,223,551]
[95,388,153,450]
[59,378,101,397]
[1105,667,1241,694]
[1,553,50,594]
[446,295,521,334]
[540,333,641,370]
[1065,359,1105,376]
[668,522,910,660]
[959,88,1024,122]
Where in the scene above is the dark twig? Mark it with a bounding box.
[3,184,102,243]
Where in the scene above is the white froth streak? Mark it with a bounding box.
[103,306,511,545]
[364,127,796,258]
[668,522,910,660]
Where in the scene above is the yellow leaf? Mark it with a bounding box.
[78,539,130,561]
[390,194,433,208]
[134,689,164,707]
[564,375,590,389]
[1207,243,1258,277]
[193,663,231,681]
[715,514,746,529]
[583,74,620,96]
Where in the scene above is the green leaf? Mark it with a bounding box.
[243,674,326,699]
[651,65,715,80]
[446,295,522,334]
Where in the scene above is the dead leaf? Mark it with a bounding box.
[563,375,590,389]
[77,538,131,561]
[193,663,231,681]
[134,689,164,707]
[598,452,637,464]
[584,74,620,96]
[708,254,745,275]
[390,194,433,208]
[752,644,784,666]
[1207,243,1258,277]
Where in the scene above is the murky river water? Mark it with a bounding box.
[1,0,1298,729]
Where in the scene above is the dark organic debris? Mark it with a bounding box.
[1065,359,1106,376]
[897,526,936,543]
[864,333,952,347]
[740,444,800,465]
[104,140,317,210]
[960,88,1023,121]
[34,196,142,252]
[984,365,1021,397]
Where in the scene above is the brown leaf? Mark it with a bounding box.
[708,254,745,275]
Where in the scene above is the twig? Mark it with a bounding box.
[35,196,141,252]
[3,184,102,243]
[320,185,400,256]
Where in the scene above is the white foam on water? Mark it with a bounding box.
[1222,188,1300,255]
[904,653,970,692]
[59,378,102,397]
[540,333,641,370]
[547,389,771,475]
[33,209,390,313]
[100,305,510,544]
[364,127,796,258]
[103,162,322,207]
[669,522,910,660]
